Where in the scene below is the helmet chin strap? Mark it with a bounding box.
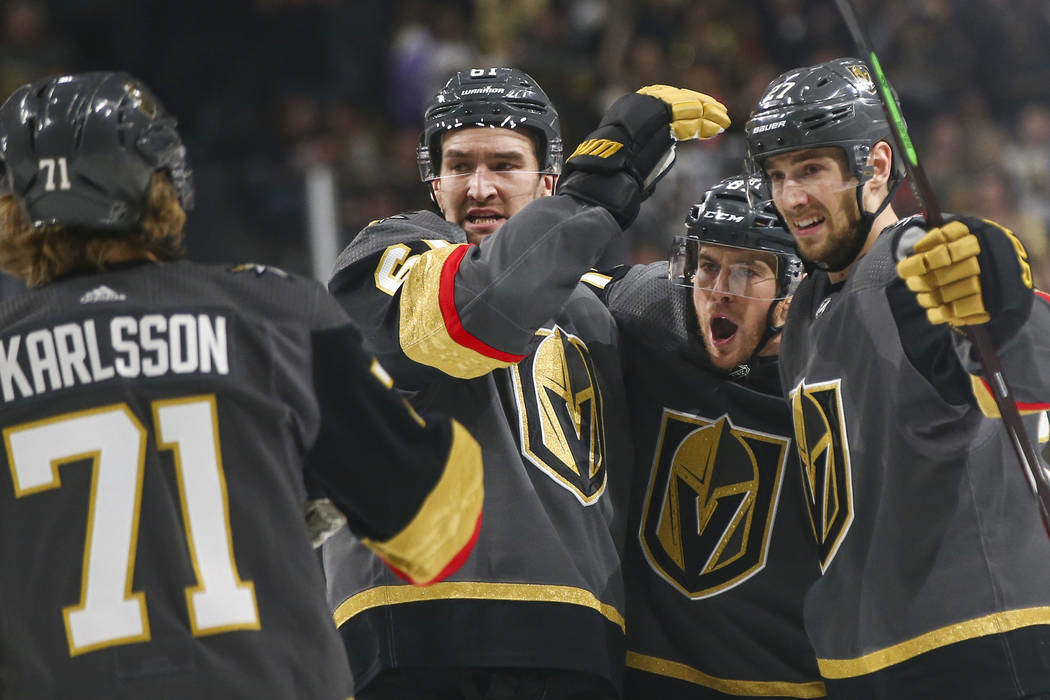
[730,298,785,382]
[816,177,903,273]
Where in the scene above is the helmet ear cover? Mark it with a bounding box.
[0,71,194,233]
[417,67,562,183]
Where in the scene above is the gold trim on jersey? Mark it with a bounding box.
[373,239,453,296]
[638,409,790,599]
[398,244,516,378]
[969,375,1048,418]
[153,395,260,636]
[626,651,827,697]
[511,327,608,505]
[789,379,854,573]
[580,271,612,289]
[817,606,1050,678]
[362,419,483,584]
[333,581,625,633]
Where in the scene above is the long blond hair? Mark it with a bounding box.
[0,172,187,287]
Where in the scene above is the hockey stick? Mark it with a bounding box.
[833,0,1050,536]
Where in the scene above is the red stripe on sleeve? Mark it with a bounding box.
[978,377,1050,412]
[383,508,483,586]
[438,245,528,363]
[1035,290,1050,305]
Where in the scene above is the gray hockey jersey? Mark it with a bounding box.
[0,259,483,699]
[323,197,633,693]
[780,219,1050,699]
[590,263,825,699]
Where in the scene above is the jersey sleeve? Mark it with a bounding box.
[303,294,483,586]
[328,198,620,382]
[954,290,1050,417]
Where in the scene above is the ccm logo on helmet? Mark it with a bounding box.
[750,120,787,134]
[703,210,745,223]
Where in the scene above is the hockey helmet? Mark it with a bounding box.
[670,175,803,300]
[417,67,562,182]
[0,71,194,232]
[744,57,905,186]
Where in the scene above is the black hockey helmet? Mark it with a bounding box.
[0,71,194,232]
[670,175,803,299]
[417,67,562,182]
[744,57,905,186]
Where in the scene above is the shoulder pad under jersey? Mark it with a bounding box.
[332,210,467,278]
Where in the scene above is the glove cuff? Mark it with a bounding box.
[557,171,641,229]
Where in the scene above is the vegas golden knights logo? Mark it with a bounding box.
[639,409,790,598]
[789,379,854,572]
[512,327,606,504]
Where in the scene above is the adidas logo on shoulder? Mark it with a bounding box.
[80,285,127,304]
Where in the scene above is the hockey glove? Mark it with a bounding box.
[557,85,729,229]
[896,216,1033,343]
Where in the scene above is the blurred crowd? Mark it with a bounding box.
[2,0,1050,286]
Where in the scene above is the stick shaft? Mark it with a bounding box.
[832,0,1050,536]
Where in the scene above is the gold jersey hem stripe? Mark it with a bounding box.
[626,651,827,698]
[362,419,483,584]
[817,606,1050,678]
[334,581,625,632]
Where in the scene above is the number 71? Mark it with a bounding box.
[4,396,259,657]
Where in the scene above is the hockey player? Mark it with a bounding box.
[322,67,729,699]
[586,176,825,699]
[0,72,484,699]
[745,57,1050,698]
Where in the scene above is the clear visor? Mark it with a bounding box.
[424,168,553,186]
[426,168,556,229]
[669,237,800,301]
[746,154,861,211]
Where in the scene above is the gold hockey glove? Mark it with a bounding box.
[558,86,729,229]
[636,84,729,140]
[896,216,1033,340]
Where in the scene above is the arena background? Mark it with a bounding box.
[1,0,1048,294]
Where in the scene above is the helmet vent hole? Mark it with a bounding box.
[506,99,544,115]
[427,105,456,119]
[801,105,853,130]
[25,116,36,151]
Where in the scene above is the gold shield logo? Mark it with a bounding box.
[639,409,790,598]
[789,379,854,571]
[512,327,606,504]
[847,64,876,94]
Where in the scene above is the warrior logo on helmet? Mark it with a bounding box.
[417,67,563,183]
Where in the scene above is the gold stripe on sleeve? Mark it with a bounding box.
[399,245,518,378]
[362,419,483,584]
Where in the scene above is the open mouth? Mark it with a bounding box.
[793,214,825,235]
[466,214,504,226]
[711,316,738,344]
